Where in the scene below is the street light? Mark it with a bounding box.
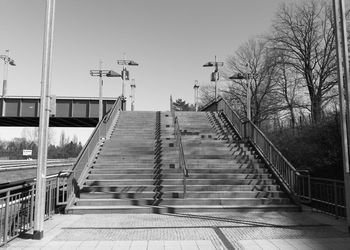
[90,63,122,121]
[34,0,55,240]
[130,79,136,111]
[193,80,199,112]
[0,49,16,97]
[229,72,252,120]
[117,57,139,99]
[203,56,223,102]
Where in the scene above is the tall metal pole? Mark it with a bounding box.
[99,60,103,121]
[122,67,126,98]
[34,0,55,240]
[246,74,251,120]
[194,80,199,112]
[130,79,136,111]
[2,50,9,97]
[214,56,218,102]
[338,0,350,232]
[333,0,350,232]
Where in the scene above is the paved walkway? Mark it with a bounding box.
[3,209,350,250]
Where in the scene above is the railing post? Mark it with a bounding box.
[30,184,35,228]
[3,190,10,244]
[307,174,311,203]
[334,181,339,219]
[48,181,53,217]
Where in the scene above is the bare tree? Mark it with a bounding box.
[271,50,309,128]
[223,38,282,125]
[271,0,337,124]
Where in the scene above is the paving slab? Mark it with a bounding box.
[2,210,349,250]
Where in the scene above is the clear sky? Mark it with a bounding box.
[0,0,295,144]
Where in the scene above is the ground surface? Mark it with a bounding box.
[3,209,350,250]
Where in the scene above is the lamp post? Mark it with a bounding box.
[90,66,121,121]
[333,0,350,232]
[229,72,252,120]
[0,49,16,97]
[34,0,55,240]
[130,79,136,111]
[117,57,138,98]
[193,80,199,112]
[203,56,223,102]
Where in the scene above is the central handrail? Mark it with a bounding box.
[170,96,188,198]
[174,116,189,198]
[65,97,123,207]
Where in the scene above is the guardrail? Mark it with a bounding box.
[0,174,64,246]
[202,96,346,218]
[65,97,123,208]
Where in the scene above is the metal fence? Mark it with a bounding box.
[0,175,64,246]
[296,174,346,218]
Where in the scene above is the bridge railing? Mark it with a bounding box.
[0,174,63,246]
[65,97,123,208]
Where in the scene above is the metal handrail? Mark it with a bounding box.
[65,97,123,207]
[203,97,304,203]
[170,96,188,198]
[174,117,188,198]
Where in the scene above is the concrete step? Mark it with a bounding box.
[75,198,154,206]
[92,163,155,168]
[158,198,292,206]
[84,179,277,186]
[87,174,155,180]
[80,192,156,199]
[66,206,158,214]
[155,204,300,213]
[89,168,155,174]
[81,185,155,193]
[81,184,281,193]
[80,191,287,199]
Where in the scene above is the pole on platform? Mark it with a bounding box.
[333,0,350,233]
[246,73,251,121]
[99,60,103,121]
[2,50,9,97]
[130,79,136,111]
[193,80,199,112]
[33,0,55,240]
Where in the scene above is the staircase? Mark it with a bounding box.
[156,111,299,212]
[67,111,158,214]
[66,110,299,214]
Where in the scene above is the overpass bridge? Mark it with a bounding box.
[0,96,124,127]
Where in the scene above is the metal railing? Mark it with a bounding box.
[65,97,123,208]
[174,117,189,198]
[202,97,304,203]
[170,96,188,198]
[202,96,347,218]
[0,175,63,246]
[297,175,346,218]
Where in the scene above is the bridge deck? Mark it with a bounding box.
[3,210,350,249]
[0,96,119,127]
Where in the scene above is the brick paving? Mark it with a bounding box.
[3,210,350,250]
